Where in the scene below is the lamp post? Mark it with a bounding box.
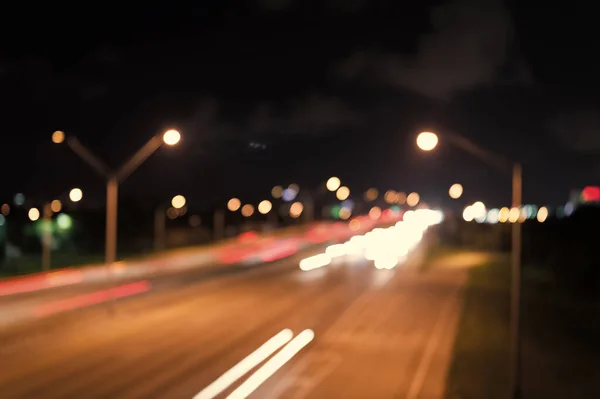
[302,177,342,223]
[53,129,181,265]
[27,188,83,271]
[417,130,522,399]
[154,194,186,252]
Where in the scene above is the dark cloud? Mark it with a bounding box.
[247,94,360,136]
[256,0,292,11]
[257,0,368,12]
[549,109,600,153]
[334,0,531,98]
[184,97,235,140]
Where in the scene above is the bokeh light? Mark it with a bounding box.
[339,207,351,220]
[171,195,186,209]
[416,131,438,151]
[167,207,178,219]
[508,207,520,223]
[384,190,397,204]
[326,177,341,192]
[50,199,62,213]
[462,205,474,222]
[288,183,299,193]
[241,204,254,217]
[449,183,463,199]
[1,203,9,216]
[407,192,420,207]
[282,188,297,201]
[368,206,382,220]
[349,218,361,231]
[69,188,83,202]
[537,206,548,223]
[364,188,378,202]
[28,208,40,221]
[227,198,241,212]
[162,129,181,145]
[258,200,272,214]
[56,213,72,230]
[396,192,407,204]
[271,186,283,199]
[52,130,65,144]
[289,202,303,218]
[498,207,510,223]
[336,186,350,201]
[14,193,25,206]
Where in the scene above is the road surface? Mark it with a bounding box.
[0,220,379,329]
[0,243,467,399]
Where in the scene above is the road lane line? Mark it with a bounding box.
[405,285,462,399]
[270,351,342,399]
[226,329,315,399]
[193,329,294,399]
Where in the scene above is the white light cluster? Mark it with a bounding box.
[299,209,443,271]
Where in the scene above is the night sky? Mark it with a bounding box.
[1,0,599,209]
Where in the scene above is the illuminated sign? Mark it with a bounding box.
[582,186,600,202]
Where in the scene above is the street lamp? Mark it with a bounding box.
[417,130,522,399]
[26,188,83,270]
[416,131,438,151]
[171,195,186,209]
[154,195,186,252]
[69,188,83,202]
[53,129,181,265]
[449,183,463,199]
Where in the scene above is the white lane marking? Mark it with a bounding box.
[193,329,294,399]
[405,286,462,399]
[226,329,315,399]
[269,351,342,399]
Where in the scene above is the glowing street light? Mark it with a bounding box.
[415,129,523,394]
[69,188,83,202]
[449,183,463,199]
[326,177,341,192]
[171,195,186,209]
[416,131,438,151]
[52,130,65,144]
[162,129,181,146]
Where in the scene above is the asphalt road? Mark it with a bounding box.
[0,244,467,399]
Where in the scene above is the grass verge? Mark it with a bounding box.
[444,255,600,399]
[443,257,510,399]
